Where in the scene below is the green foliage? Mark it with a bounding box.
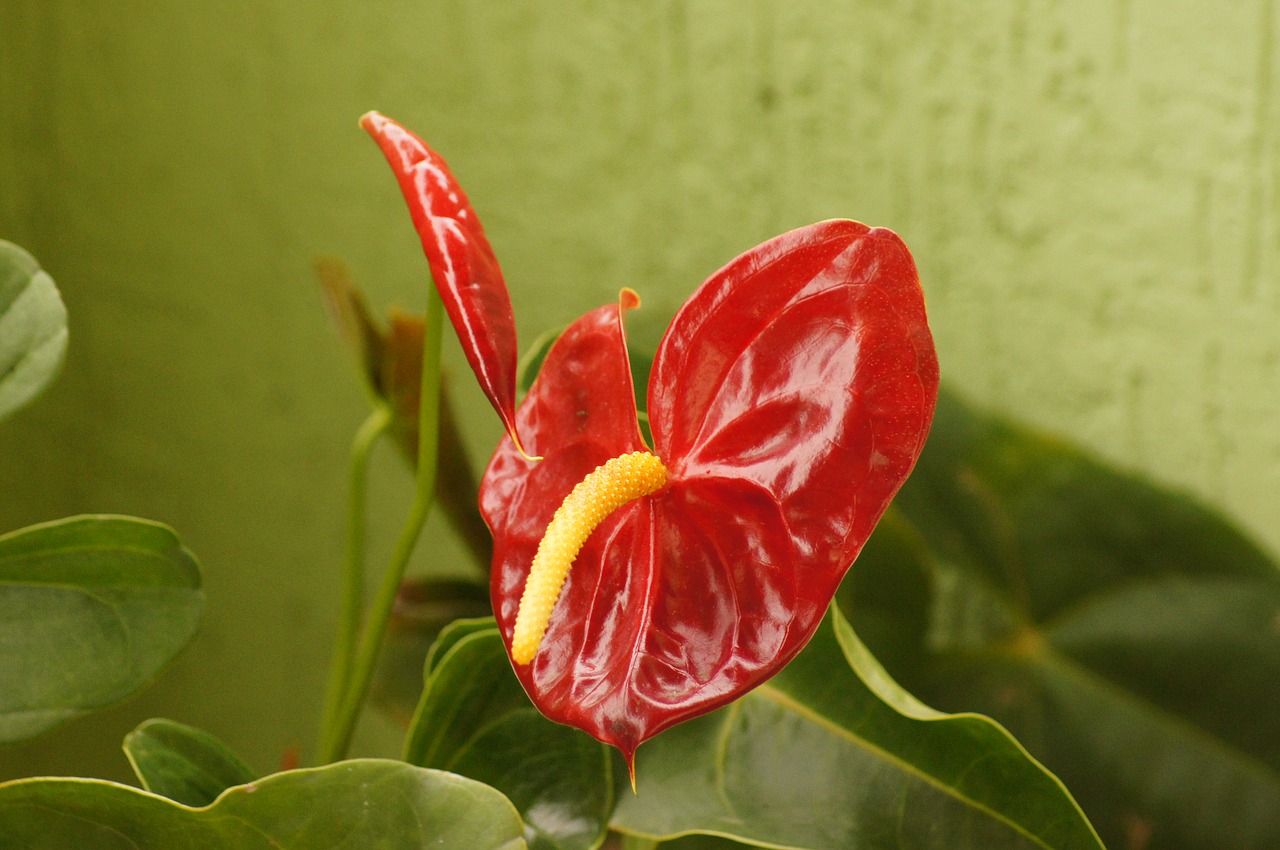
[123,719,257,807]
[847,389,1280,850]
[0,239,67,422]
[405,620,614,850]
[613,605,1102,850]
[0,760,527,849]
[393,612,1101,850]
[0,516,203,743]
[376,354,1280,848]
[7,220,1277,849]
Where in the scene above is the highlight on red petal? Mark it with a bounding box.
[651,219,938,534]
[359,111,529,456]
[481,221,938,765]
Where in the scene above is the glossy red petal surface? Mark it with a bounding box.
[360,112,523,448]
[481,291,645,642]
[642,219,938,713]
[481,293,662,756]
[483,222,937,763]
[481,292,646,545]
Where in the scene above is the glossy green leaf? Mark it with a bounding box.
[848,388,1280,850]
[0,239,68,421]
[405,621,530,769]
[122,718,257,807]
[450,711,614,850]
[612,606,1102,850]
[424,616,509,678]
[0,759,526,849]
[405,621,613,850]
[0,515,203,742]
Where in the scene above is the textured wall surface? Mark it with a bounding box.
[2,1,1278,781]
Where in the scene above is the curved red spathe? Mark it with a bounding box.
[480,220,939,767]
[360,111,527,454]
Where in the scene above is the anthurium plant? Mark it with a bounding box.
[1,116,1278,850]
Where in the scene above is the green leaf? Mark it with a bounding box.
[652,837,752,850]
[849,388,1280,850]
[0,515,203,742]
[423,615,505,678]
[405,621,614,850]
[405,621,530,769]
[0,239,68,421]
[0,759,526,849]
[450,710,613,850]
[122,718,257,807]
[612,606,1103,850]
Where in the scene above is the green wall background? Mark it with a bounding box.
[2,1,1278,782]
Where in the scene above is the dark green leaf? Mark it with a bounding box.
[122,718,257,807]
[451,710,613,850]
[405,622,529,769]
[406,621,613,850]
[850,388,1280,850]
[424,616,509,679]
[0,239,68,421]
[652,837,753,850]
[612,606,1103,850]
[0,759,526,849]
[0,515,203,742]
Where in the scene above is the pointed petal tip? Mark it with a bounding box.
[358,110,385,131]
[625,751,638,795]
[508,428,542,463]
[619,287,641,311]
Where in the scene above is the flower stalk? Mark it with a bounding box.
[320,283,445,763]
[315,402,393,762]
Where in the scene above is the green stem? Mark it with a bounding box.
[315,402,393,764]
[324,284,445,762]
[435,381,494,570]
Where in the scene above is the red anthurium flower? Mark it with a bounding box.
[480,220,939,770]
[360,111,530,455]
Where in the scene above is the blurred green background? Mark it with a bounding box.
[2,1,1278,782]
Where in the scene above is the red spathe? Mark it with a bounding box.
[481,220,939,767]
